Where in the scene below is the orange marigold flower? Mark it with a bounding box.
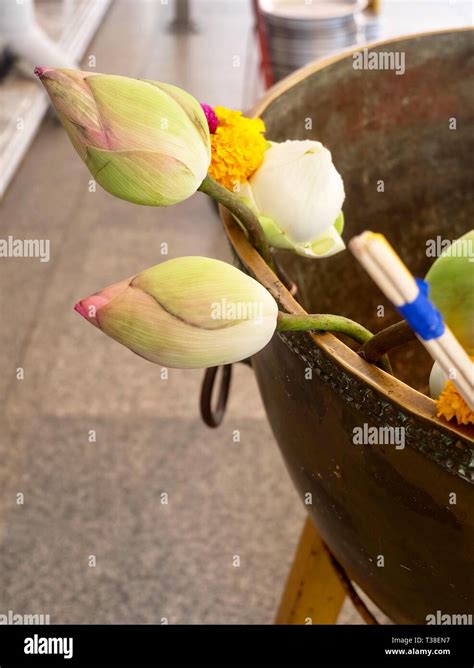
[436,379,474,425]
[208,106,267,191]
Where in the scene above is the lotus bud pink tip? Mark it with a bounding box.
[74,299,100,327]
[34,67,46,78]
[74,297,104,327]
[74,279,132,328]
[74,302,88,318]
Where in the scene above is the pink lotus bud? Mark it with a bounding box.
[74,257,278,369]
[36,68,211,206]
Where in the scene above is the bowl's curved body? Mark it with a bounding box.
[223,29,474,624]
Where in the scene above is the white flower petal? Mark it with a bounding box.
[429,361,448,399]
[249,140,345,244]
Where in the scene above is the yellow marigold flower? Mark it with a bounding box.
[436,380,474,425]
[208,106,267,191]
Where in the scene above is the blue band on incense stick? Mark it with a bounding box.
[396,278,445,341]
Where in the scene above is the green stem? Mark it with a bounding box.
[277,312,393,374]
[198,174,273,267]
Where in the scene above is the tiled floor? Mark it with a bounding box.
[0,0,307,625]
[2,0,470,625]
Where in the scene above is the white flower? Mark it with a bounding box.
[246,140,346,258]
[429,361,447,399]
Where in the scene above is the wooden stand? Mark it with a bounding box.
[275,517,346,624]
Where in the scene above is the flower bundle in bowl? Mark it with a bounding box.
[36,27,473,623]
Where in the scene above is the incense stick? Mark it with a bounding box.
[349,232,474,409]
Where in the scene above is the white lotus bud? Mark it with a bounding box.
[247,140,345,258]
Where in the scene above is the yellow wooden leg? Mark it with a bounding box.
[275,517,346,624]
[368,0,381,14]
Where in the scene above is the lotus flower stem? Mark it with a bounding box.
[358,321,415,363]
[198,174,273,267]
[276,312,393,373]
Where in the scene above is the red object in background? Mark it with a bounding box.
[252,0,274,89]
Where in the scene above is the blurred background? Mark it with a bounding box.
[0,0,472,624]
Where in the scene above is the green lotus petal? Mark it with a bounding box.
[42,69,101,132]
[145,80,210,157]
[425,230,474,354]
[96,257,279,369]
[86,75,209,176]
[294,224,346,258]
[334,210,344,235]
[258,215,295,251]
[133,256,277,329]
[258,211,345,258]
[39,69,105,160]
[86,146,198,206]
[101,293,277,369]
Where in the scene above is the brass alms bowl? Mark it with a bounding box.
[222,29,474,623]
